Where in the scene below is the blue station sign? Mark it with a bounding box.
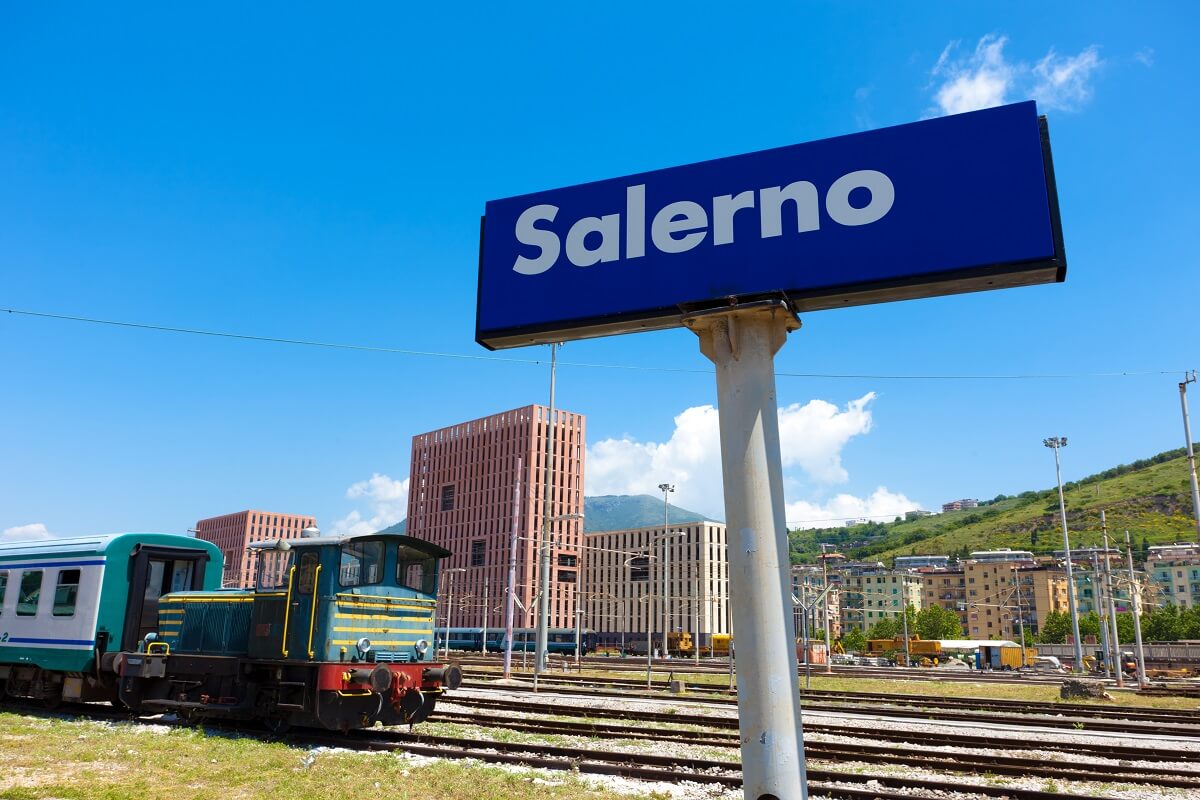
[476,101,1065,350]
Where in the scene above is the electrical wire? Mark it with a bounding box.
[3,306,1188,382]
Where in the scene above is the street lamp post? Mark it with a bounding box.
[535,343,560,675]
[1045,436,1084,673]
[658,483,674,660]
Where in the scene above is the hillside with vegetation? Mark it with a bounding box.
[789,446,1200,566]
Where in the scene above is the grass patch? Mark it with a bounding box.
[0,712,644,800]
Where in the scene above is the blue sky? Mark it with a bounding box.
[2,3,1197,540]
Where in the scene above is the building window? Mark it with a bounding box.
[629,556,650,582]
[471,539,486,567]
[440,484,455,512]
[557,570,577,583]
[557,554,576,567]
[17,570,43,616]
[53,569,81,617]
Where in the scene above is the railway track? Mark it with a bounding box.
[454,654,1081,685]
[290,725,1194,799]
[449,689,1200,743]
[5,697,1195,798]
[434,706,1200,762]
[429,708,1200,789]
[467,668,1198,722]
[460,675,1200,735]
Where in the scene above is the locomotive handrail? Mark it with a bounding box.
[307,565,323,659]
[335,592,436,605]
[280,565,297,658]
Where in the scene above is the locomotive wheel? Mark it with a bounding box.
[263,715,292,736]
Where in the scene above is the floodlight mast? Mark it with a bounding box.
[535,343,559,675]
[687,301,808,800]
[1044,436,1084,673]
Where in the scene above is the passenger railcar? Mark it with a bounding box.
[117,532,460,730]
[436,626,595,655]
[0,533,221,704]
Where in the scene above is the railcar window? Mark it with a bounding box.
[17,570,43,616]
[0,571,6,615]
[298,552,319,594]
[53,569,81,617]
[340,540,384,588]
[396,545,437,595]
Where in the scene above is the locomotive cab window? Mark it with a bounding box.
[340,540,384,588]
[17,570,43,616]
[0,571,6,615]
[397,544,437,595]
[53,569,81,617]
[298,552,320,594]
[256,550,294,591]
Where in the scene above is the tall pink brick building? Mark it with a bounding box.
[406,404,585,630]
[194,509,318,587]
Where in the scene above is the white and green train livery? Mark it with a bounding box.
[0,533,219,703]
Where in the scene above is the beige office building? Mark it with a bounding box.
[581,521,730,650]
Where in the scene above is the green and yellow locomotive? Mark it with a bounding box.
[116,531,460,730]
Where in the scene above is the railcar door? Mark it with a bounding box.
[121,546,212,651]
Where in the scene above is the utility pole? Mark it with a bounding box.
[1045,436,1084,672]
[1091,550,1111,678]
[1012,565,1025,648]
[1125,530,1149,688]
[1179,372,1200,539]
[1101,510,1123,687]
[535,343,559,675]
[901,604,911,667]
[482,575,489,658]
[658,483,674,660]
[502,457,522,679]
[820,544,834,674]
[694,566,701,667]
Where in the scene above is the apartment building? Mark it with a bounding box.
[838,566,923,633]
[1147,543,1200,609]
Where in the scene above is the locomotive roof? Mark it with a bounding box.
[0,532,218,560]
[247,532,451,558]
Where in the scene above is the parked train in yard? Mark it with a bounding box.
[437,627,597,655]
[0,530,461,731]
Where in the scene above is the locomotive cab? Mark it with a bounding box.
[117,532,460,731]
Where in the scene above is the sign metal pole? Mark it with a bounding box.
[687,300,807,800]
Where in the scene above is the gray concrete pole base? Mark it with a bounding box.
[686,301,808,800]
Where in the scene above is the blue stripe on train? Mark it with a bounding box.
[5,637,96,646]
[0,559,106,569]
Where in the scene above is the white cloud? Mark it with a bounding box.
[1133,48,1154,68]
[330,473,410,536]
[931,35,1014,115]
[785,487,920,529]
[586,393,895,521]
[929,35,1102,116]
[1,523,54,542]
[1032,47,1102,111]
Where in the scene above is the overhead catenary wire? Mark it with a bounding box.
[2,306,1188,382]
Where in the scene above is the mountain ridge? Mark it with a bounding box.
[376,493,712,536]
